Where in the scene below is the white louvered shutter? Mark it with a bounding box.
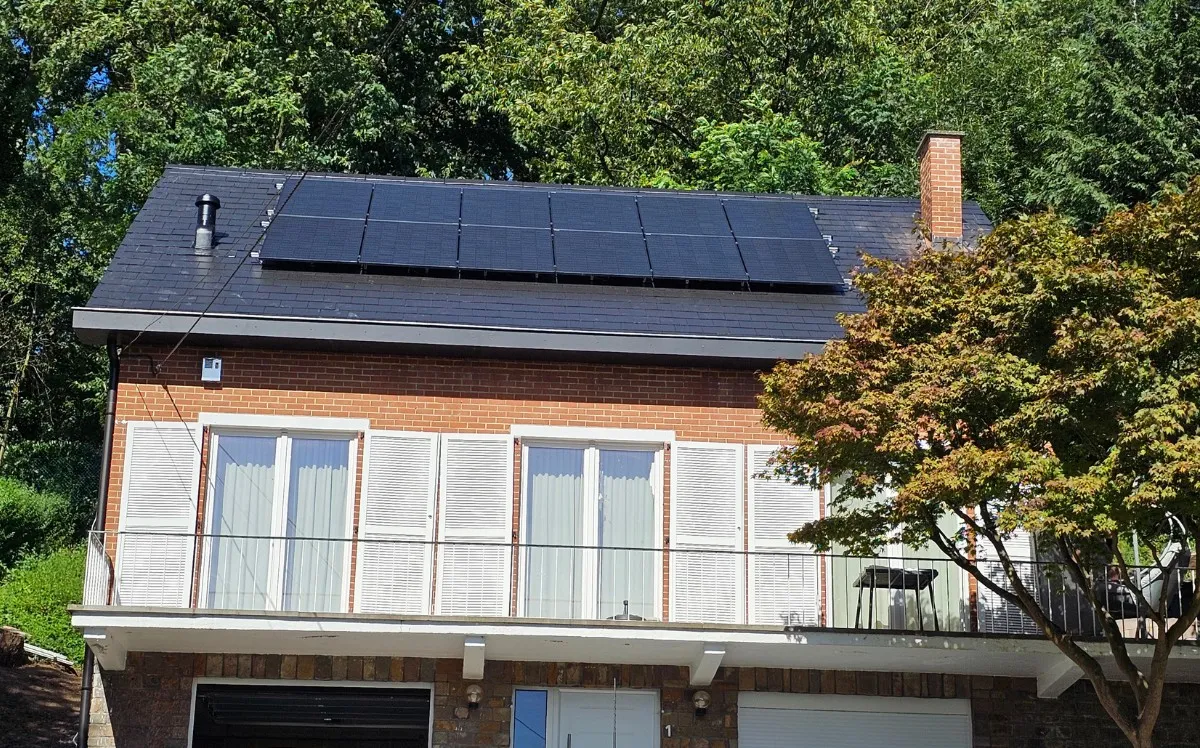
[976,528,1039,634]
[355,432,438,614]
[115,421,201,607]
[670,442,744,624]
[748,446,821,626]
[435,435,513,616]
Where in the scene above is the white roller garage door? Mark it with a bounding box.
[739,693,972,748]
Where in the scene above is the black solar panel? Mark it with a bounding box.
[554,230,650,277]
[646,234,746,281]
[723,199,823,240]
[461,188,550,228]
[459,225,554,273]
[361,221,458,269]
[369,183,461,224]
[638,195,730,236]
[737,237,842,285]
[551,192,641,233]
[278,178,372,219]
[259,214,363,264]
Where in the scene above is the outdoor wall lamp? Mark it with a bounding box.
[465,684,483,709]
[692,690,711,717]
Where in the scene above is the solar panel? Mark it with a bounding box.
[360,221,458,269]
[259,215,363,264]
[458,225,554,273]
[646,234,745,281]
[723,198,823,240]
[369,183,461,224]
[638,195,730,236]
[551,191,641,233]
[277,178,372,219]
[737,237,842,285]
[553,230,650,277]
[461,188,550,228]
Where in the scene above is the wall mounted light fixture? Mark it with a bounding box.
[465,684,483,709]
[692,690,711,717]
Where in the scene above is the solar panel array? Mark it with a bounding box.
[259,178,843,288]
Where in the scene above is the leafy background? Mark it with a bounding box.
[1,0,1198,659]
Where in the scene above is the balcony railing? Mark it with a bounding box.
[83,530,1198,641]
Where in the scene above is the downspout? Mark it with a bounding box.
[78,337,119,748]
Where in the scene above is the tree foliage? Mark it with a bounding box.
[760,182,1200,747]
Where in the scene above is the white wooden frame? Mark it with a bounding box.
[515,435,666,621]
[509,686,661,748]
[667,441,745,624]
[746,444,821,627]
[433,433,515,616]
[115,421,204,607]
[199,424,359,614]
[353,430,440,615]
[186,678,435,748]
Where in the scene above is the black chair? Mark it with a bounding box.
[853,565,940,631]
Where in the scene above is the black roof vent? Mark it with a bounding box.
[194,193,221,250]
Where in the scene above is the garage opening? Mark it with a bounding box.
[738,692,972,748]
[191,683,431,748]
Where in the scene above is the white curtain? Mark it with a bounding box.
[598,449,656,619]
[282,438,351,612]
[524,446,585,618]
[206,435,276,610]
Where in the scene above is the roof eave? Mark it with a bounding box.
[73,307,828,368]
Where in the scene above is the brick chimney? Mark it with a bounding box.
[918,131,964,242]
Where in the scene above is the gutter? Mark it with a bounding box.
[71,307,831,366]
[78,338,119,747]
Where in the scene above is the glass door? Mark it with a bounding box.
[521,441,661,620]
[597,449,656,620]
[204,431,353,612]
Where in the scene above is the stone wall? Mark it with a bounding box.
[87,653,1200,748]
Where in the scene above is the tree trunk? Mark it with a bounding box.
[0,319,34,470]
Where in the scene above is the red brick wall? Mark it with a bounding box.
[88,654,1200,748]
[919,132,963,240]
[104,345,782,612]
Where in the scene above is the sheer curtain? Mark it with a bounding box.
[282,438,351,612]
[524,446,585,618]
[206,436,277,610]
[598,450,656,619]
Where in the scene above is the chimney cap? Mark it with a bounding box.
[917,130,965,158]
[195,193,221,209]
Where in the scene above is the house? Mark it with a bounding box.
[71,133,1200,748]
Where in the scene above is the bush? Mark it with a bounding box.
[0,545,85,662]
[1,439,99,533]
[0,478,78,573]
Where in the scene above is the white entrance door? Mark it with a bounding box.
[738,693,972,748]
[557,691,658,748]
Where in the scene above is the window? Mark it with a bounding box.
[513,689,658,748]
[203,430,356,612]
[520,440,662,620]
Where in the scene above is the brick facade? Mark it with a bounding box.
[88,654,1200,748]
[918,132,964,241]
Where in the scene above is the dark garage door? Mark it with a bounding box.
[191,684,431,748]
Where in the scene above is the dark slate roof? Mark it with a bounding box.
[76,166,990,365]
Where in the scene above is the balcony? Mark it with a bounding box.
[76,530,1200,692]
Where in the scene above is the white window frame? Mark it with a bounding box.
[516,433,666,621]
[509,687,661,748]
[186,678,435,748]
[199,420,359,613]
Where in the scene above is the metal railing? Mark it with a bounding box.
[81,530,1198,641]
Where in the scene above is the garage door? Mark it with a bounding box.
[739,693,972,748]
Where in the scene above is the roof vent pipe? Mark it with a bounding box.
[194,194,221,249]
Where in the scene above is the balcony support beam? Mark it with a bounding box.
[83,628,127,671]
[689,644,726,686]
[463,635,486,680]
[1037,656,1083,699]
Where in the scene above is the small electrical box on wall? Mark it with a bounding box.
[201,356,223,383]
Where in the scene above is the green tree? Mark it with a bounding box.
[760,183,1200,748]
